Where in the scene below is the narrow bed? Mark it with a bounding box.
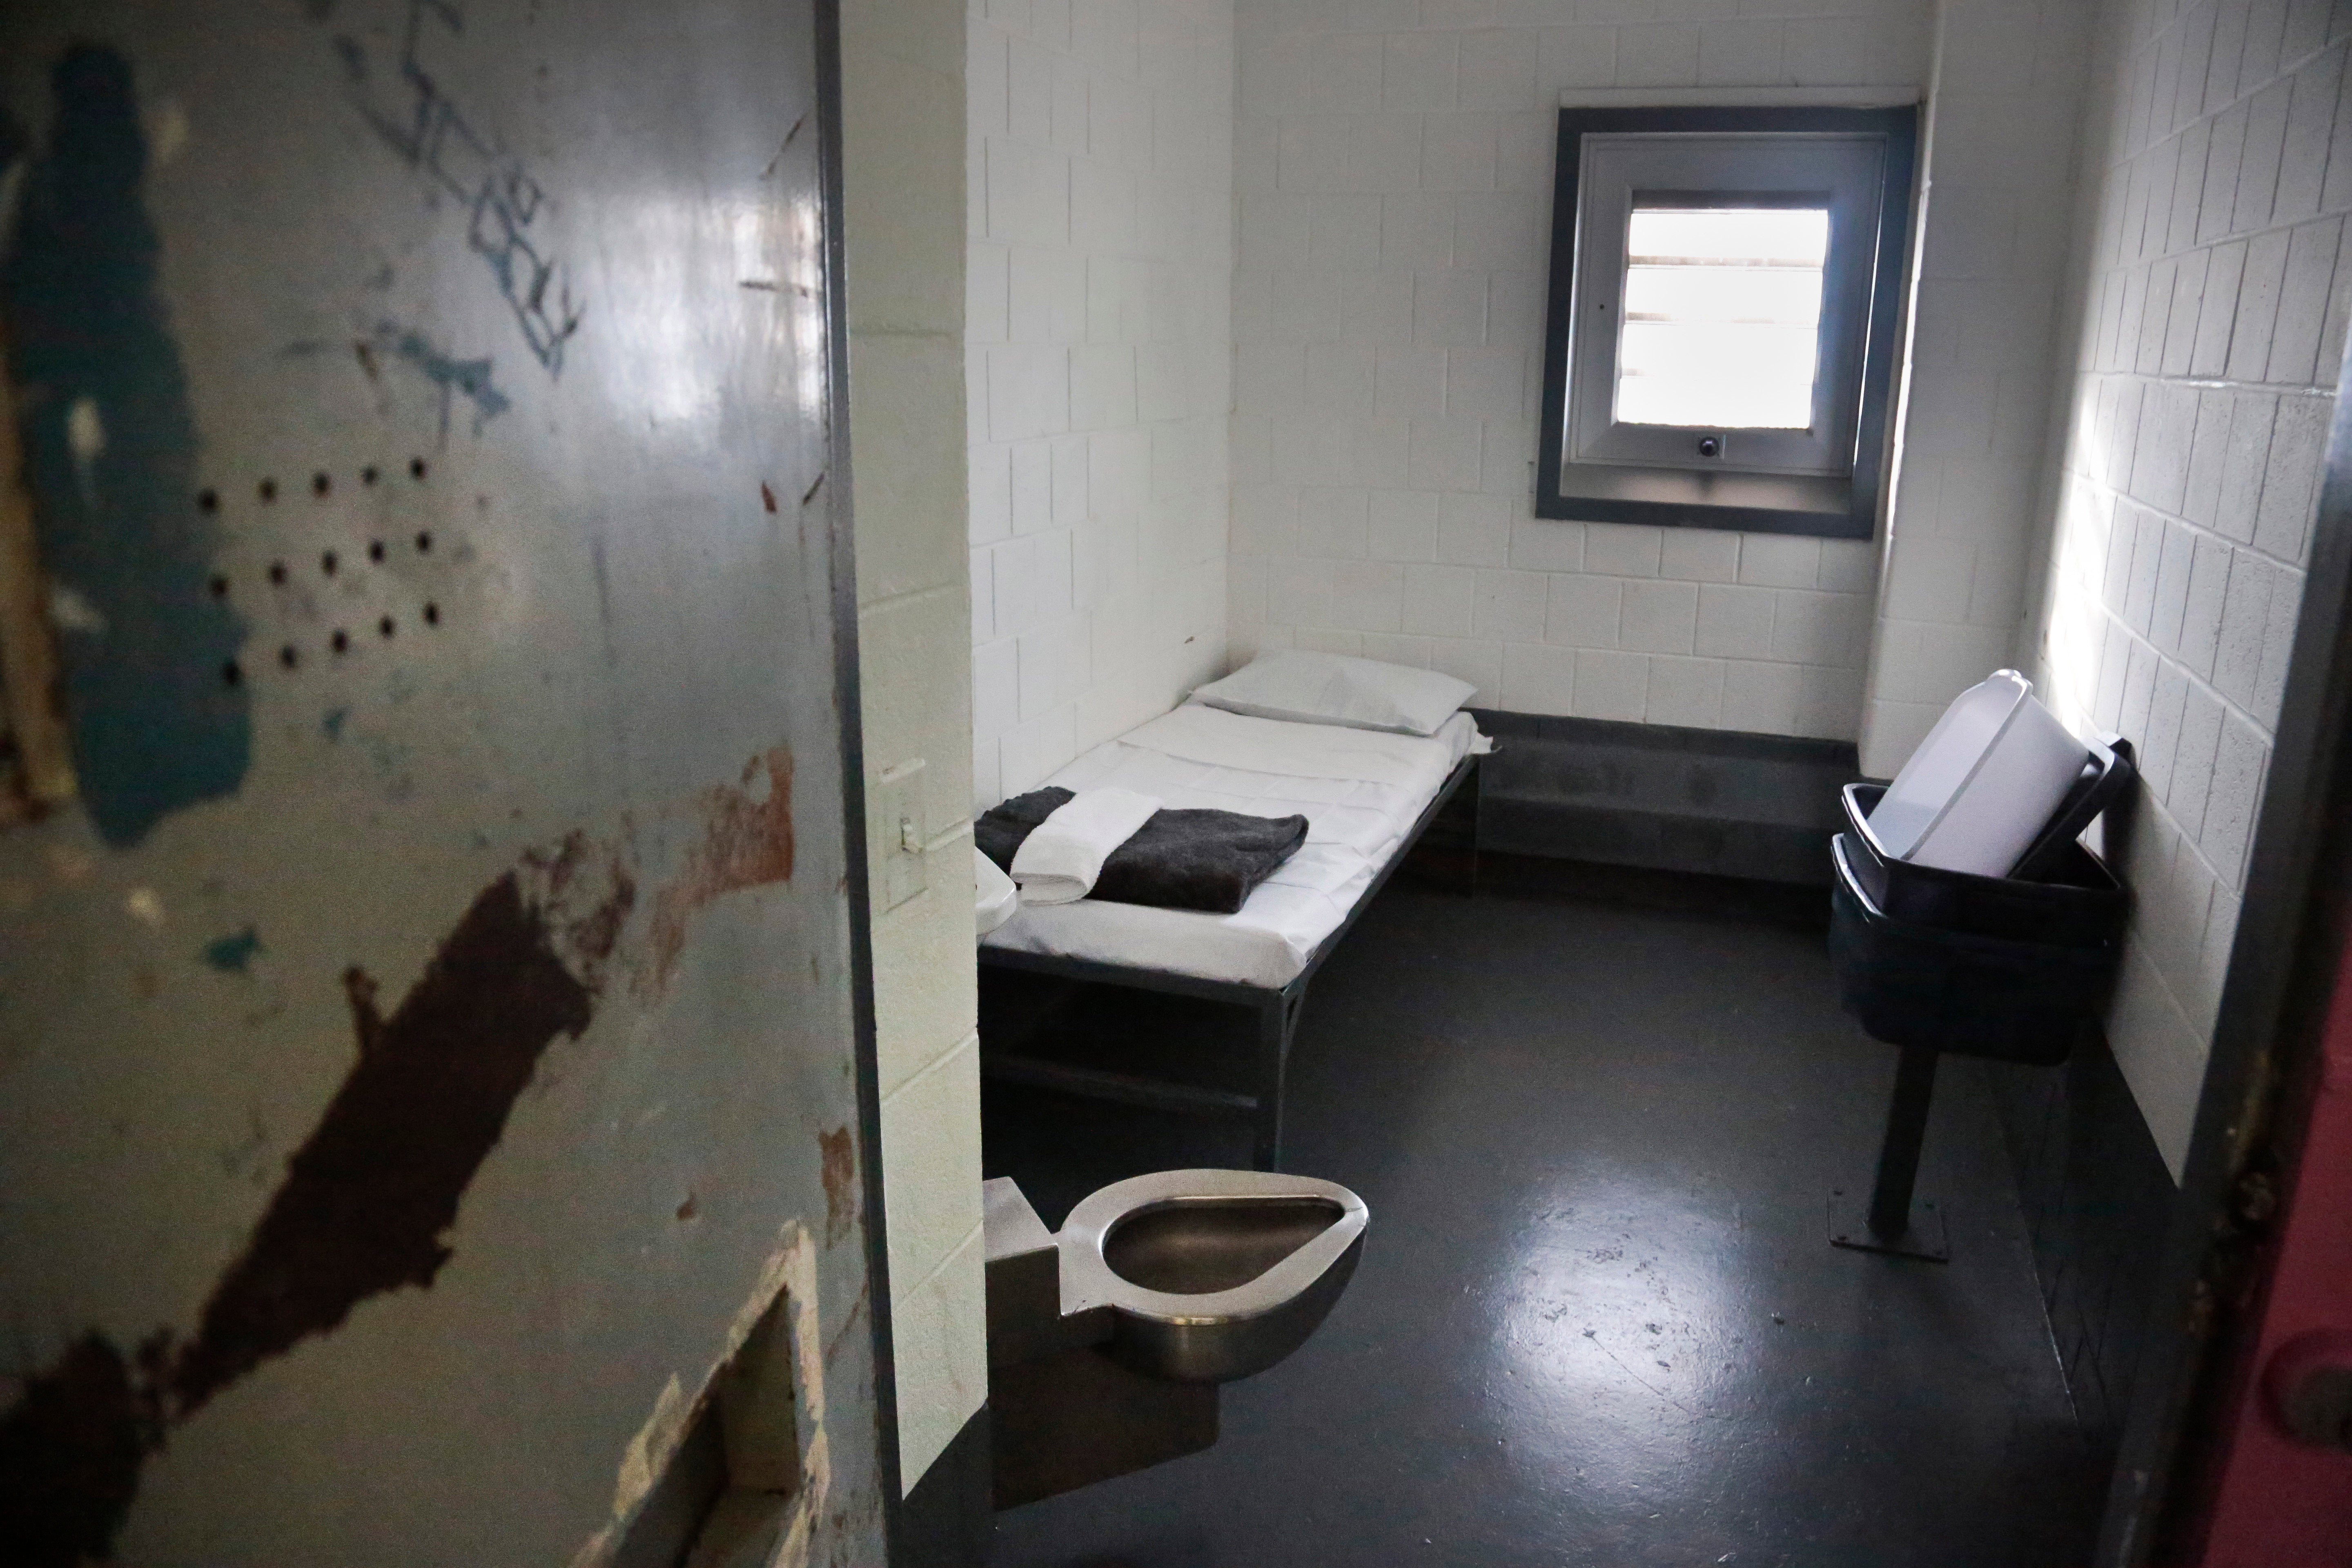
[979,698,1484,1168]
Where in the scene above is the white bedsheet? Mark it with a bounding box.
[980,704,1482,988]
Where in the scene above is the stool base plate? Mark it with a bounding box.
[1829,1188,1950,1263]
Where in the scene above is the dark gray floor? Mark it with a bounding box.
[980,875,2107,1568]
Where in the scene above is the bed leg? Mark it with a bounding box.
[1465,758,1483,896]
[1252,990,1298,1171]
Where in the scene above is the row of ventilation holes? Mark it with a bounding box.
[203,459,444,688]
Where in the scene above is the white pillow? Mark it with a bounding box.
[1188,651,1476,737]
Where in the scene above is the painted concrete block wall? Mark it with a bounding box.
[2020,0,2352,1175]
[1856,0,2097,774]
[842,0,988,1488]
[1225,0,1932,739]
[967,0,1237,807]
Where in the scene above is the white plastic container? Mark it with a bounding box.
[1868,670,2090,878]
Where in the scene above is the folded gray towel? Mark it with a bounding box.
[976,788,1309,915]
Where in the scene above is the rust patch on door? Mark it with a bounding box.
[818,1125,855,1246]
[521,827,638,990]
[170,871,592,1414]
[646,748,794,989]
[2,745,817,1557]
[3,863,609,1557]
[0,1332,159,1568]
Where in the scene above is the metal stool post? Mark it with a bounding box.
[1831,1044,1951,1262]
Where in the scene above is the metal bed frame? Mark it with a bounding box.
[978,752,1480,1171]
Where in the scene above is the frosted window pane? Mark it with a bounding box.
[1615,206,1829,431]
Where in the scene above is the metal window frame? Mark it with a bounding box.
[1569,147,1884,474]
[1535,105,1919,541]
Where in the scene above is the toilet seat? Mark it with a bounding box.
[1057,1168,1369,1383]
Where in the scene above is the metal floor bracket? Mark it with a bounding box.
[1829,1188,1950,1262]
[1831,1042,1952,1263]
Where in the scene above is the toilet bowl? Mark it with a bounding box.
[984,1167,1368,1505]
[1053,1168,1368,1383]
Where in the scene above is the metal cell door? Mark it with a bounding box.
[2190,936,2352,1564]
[0,2,892,1564]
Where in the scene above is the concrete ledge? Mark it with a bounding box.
[1471,710,1860,887]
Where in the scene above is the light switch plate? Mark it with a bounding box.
[875,760,927,912]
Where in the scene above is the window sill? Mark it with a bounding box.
[1537,462,1870,539]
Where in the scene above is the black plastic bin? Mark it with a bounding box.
[1827,831,2125,1066]
[1839,782,2130,948]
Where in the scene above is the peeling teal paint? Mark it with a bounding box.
[200,927,261,973]
[378,322,510,437]
[0,45,248,846]
[283,324,510,438]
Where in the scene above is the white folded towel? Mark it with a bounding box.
[1009,786,1163,905]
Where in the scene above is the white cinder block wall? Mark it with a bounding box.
[842,0,988,1489]
[1855,0,2096,770]
[1226,0,1933,739]
[967,0,1238,809]
[2019,0,2352,1174]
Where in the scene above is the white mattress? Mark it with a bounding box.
[980,704,1482,989]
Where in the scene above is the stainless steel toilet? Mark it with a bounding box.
[1056,1168,1367,1382]
[984,1167,1370,1505]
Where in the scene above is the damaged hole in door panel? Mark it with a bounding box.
[610,1404,728,1568]
[609,1297,802,1568]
